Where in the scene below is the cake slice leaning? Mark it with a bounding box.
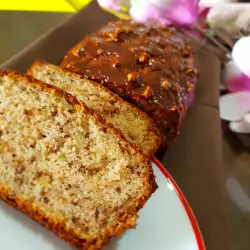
[27,60,161,157]
[0,70,157,250]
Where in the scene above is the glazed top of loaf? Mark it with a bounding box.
[61,19,198,111]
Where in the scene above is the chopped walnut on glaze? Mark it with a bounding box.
[143,86,153,98]
[60,19,198,149]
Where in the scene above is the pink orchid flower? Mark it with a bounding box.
[220,36,250,133]
[98,0,203,27]
[130,0,200,26]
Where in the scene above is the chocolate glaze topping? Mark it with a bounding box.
[61,19,198,148]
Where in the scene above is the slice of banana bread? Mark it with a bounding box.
[27,60,161,157]
[0,70,156,250]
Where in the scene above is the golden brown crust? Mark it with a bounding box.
[27,60,162,157]
[0,69,157,250]
[0,179,156,250]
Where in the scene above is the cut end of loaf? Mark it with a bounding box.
[0,70,157,249]
[27,60,162,157]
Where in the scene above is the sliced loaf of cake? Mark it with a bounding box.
[0,70,157,250]
[27,60,161,157]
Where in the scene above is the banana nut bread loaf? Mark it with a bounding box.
[0,70,156,250]
[60,19,198,148]
[28,60,161,157]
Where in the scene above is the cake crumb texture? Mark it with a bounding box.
[0,70,157,250]
[28,60,161,156]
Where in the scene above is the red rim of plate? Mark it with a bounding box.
[152,157,206,250]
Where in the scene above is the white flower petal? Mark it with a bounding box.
[200,0,236,7]
[219,92,250,121]
[151,0,172,7]
[206,3,240,35]
[232,36,250,78]
[225,61,242,81]
[229,114,250,133]
[129,0,153,23]
[245,113,250,123]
